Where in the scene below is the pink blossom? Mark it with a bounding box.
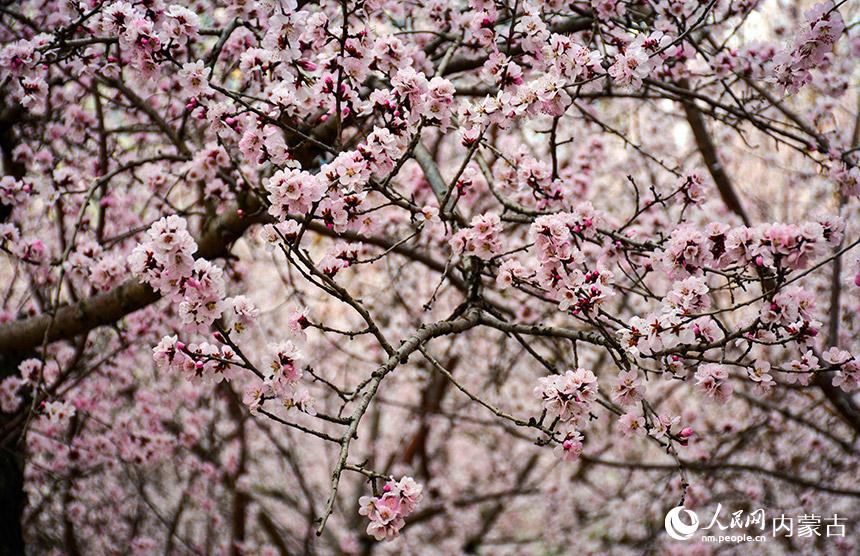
[694,363,733,404]
[450,213,503,260]
[359,476,423,541]
[617,412,647,437]
[265,168,325,218]
[535,368,598,426]
[554,429,584,461]
[611,370,645,406]
[608,44,651,89]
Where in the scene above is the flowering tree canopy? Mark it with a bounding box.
[1,0,860,554]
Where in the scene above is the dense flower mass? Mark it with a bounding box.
[535,368,598,462]
[128,215,197,299]
[1,0,860,553]
[450,212,503,260]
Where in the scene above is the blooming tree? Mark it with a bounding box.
[1,0,860,554]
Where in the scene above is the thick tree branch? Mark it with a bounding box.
[0,203,258,359]
[679,81,751,226]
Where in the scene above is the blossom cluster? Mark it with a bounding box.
[526,204,614,316]
[534,368,598,462]
[660,217,843,280]
[694,363,734,404]
[64,241,126,292]
[824,347,860,392]
[449,213,503,260]
[770,1,845,94]
[618,274,721,358]
[127,216,197,300]
[265,169,325,220]
[607,31,671,90]
[153,336,239,385]
[358,476,423,541]
[128,216,228,333]
[242,340,316,416]
[0,175,32,207]
[0,358,60,413]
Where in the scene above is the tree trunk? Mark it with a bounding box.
[0,355,26,556]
